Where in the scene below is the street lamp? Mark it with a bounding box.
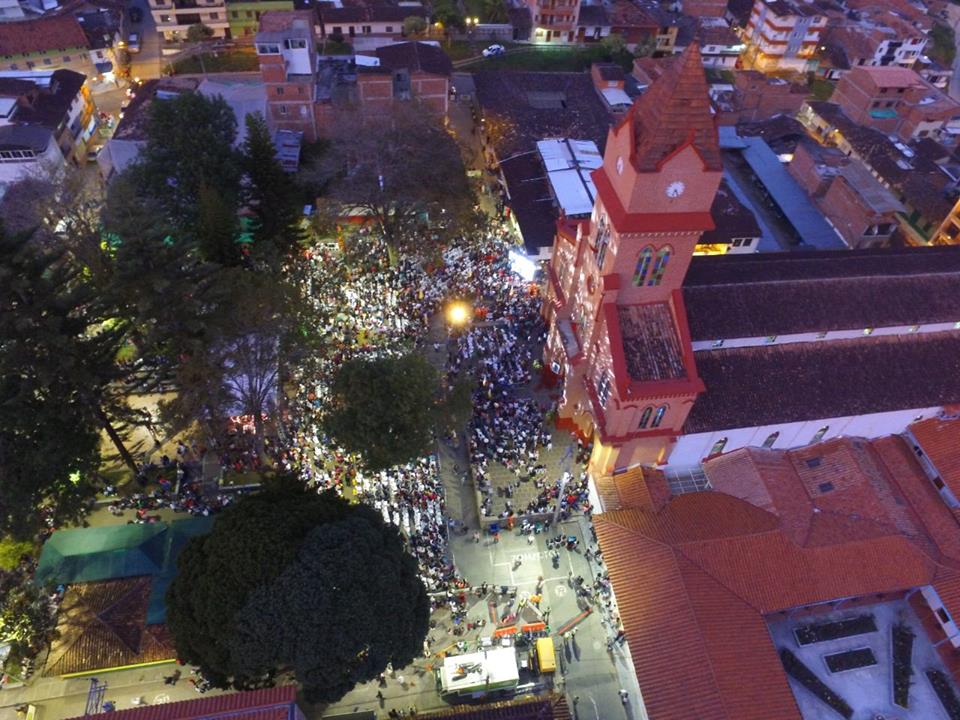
[445,300,472,328]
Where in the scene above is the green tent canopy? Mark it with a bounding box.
[36,517,213,624]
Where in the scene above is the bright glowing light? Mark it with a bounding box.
[446,301,471,327]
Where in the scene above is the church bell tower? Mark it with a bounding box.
[543,44,723,476]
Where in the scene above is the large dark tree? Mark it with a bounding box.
[241,113,303,264]
[0,229,124,535]
[138,91,240,230]
[166,479,429,703]
[323,352,461,470]
[307,102,473,259]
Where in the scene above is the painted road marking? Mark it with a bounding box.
[554,584,568,597]
[153,693,170,704]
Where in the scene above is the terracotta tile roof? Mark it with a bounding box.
[909,417,960,501]
[872,434,960,560]
[418,694,571,719]
[68,687,300,720]
[629,43,721,172]
[0,15,89,55]
[683,246,960,340]
[376,41,453,77]
[618,303,686,382]
[600,422,960,719]
[45,578,176,676]
[685,332,960,434]
[593,466,670,512]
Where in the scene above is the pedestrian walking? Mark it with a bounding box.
[472,530,480,543]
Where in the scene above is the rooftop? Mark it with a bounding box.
[595,426,960,720]
[375,41,452,76]
[618,303,687,382]
[628,44,722,172]
[0,15,89,56]
[68,686,301,720]
[536,138,602,217]
[0,69,85,131]
[909,417,960,506]
[684,331,960,433]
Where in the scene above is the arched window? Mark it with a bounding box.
[595,217,611,270]
[651,405,667,428]
[708,437,728,457]
[648,246,672,286]
[633,246,654,286]
[638,406,653,429]
[812,425,829,444]
[762,431,779,449]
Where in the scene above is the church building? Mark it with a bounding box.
[543,44,960,477]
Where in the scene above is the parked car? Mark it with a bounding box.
[128,5,142,22]
[127,32,141,53]
[482,44,505,57]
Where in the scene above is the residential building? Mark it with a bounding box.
[594,420,960,720]
[227,0,294,38]
[76,10,122,76]
[741,0,831,72]
[712,70,807,123]
[357,41,452,115]
[71,687,306,719]
[317,0,428,44]
[691,18,743,67]
[542,44,960,477]
[919,57,953,90]
[256,10,319,140]
[819,21,926,79]
[832,65,960,143]
[527,0,580,43]
[0,69,97,186]
[801,101,960,244]
[255,11,452,141]
[149,0,230,42]
[590,62,632,113]
[789,139,904,248]
[0,15,93,75]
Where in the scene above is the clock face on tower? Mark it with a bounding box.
[666,180,686,198]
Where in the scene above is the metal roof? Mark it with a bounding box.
[740,136,847,249]
[535,138,602,217]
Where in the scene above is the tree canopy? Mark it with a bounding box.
[166,479,429,703]
[322,352,467,470]
[0,228,127,536]
[307,102,473,259]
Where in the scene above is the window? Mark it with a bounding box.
[937,607,952,625]
[245,10,252,17]
[805,457,821,468]
[596,372,612,406]
[595,216,610,270]
[651,405,667,428]
[43,58,51,65]
[818,481,835,493]
[332,26,342,33]
[362,25,372,34]
[762,431,779,449]
[638,406,653,429]
[708,437,728,456]
[278,104,287,115]
[633,246,654,286]
[285,38,307,49]
[257,43,280,54]
[209,12,218,19]
[386,25,393,32]
[811,425,829,443]
[276,87,284,95]
[26,61,34,69]
[230,10,237,17]
[160,14,170,21]
[63,55,71,62]
[648,246,671,286]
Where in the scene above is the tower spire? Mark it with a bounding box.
[630,43,721,172]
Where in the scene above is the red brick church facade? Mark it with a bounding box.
[543,44,722,476]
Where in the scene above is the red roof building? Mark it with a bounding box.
[68,686,304,720]
[595,423,960,720]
